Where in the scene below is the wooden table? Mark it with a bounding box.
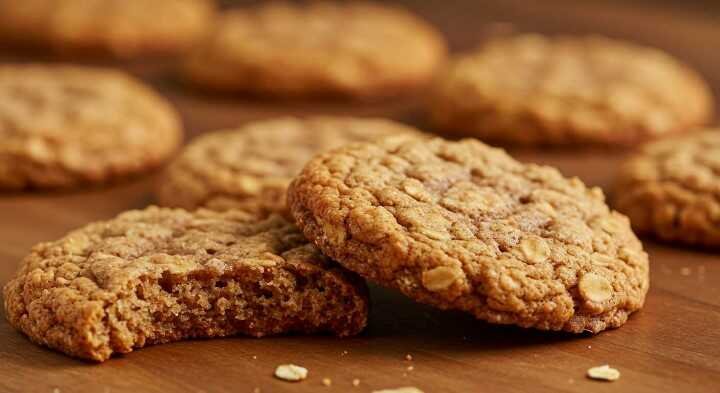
[1,1,719,392]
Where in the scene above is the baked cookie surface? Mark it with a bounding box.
[3,207,369,362]
[614,130,720,247]
[156,116,422,215]
[429,34,713,146]
[0,0,215,57]
[0,65,182,189]
[289,137,649,333]
[182,1,446,98]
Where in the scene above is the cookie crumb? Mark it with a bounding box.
[587,345,592,349]
[322,378,332,387]
[587,365,620,381]
[274,364,308,382]
[407,366,414,371]
[252,355,257,360]
[352,379,360,387]
[405,354,413,361]
[372,388,424,393]
[341,350,349,356]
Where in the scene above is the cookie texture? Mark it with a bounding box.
[614,130,720,247]
[182,1,446,98]
[288,137,649,333]
[0,0,215,57]
[156,116,422,216]
[3,207,369,362]
[429,34,713,146]
[0,65,182,189]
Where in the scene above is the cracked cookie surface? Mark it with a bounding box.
[288,137,649,333]
[181,1,446,98]
[614,130,720,247]
[3,207,369,361]
[156,116,422,216]
[429,34,713,146]
[0,0,215,57]
[0,65,182,189]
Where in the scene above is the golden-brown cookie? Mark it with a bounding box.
[0,0,215,57]
[3,207,369,362]
[289,137,649,333]
[0,64,182,190]
[614,130,720,247]
[156,116,423,215]
[429,34,713,146]
[181,2,447,98]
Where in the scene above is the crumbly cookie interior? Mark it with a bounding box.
[3,208,368,361]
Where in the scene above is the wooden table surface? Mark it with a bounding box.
[2,1,719,392]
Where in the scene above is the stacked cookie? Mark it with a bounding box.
[5,0,718,363]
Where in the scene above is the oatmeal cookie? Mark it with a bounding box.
[3,207,369,362]
[0,0,215,57]
[288,137,649,333]
[181,2,446,98]
[614,130,720,247]
[156,116,423,215]
[429,34,713,146]
[0,64,182,189]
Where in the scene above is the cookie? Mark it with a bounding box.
[3,207,369,362]
[156,116,423,215]
[429,34,713,146]
[0,0,215,57]
[288,137,649,333]
[181,2,446,98]
[614,130,720,247]
[0,65,182,189]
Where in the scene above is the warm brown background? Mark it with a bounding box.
[1,1,719,392]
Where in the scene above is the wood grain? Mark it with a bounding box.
[1,1,719,392]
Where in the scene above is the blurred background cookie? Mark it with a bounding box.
[0,64,182,189]
[614,130,720,247]
[181,1,447,98]
[0,0,216,58]
[429,34,713,146]
[156,116,423,215]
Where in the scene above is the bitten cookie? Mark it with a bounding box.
[181,1,446,98]
[3,207,369,362]
[614,130,720,247]
[0,0,215,57]
[156,116,422,215]
[429,34,713,146]
[0,65,182,189]
[288,137,650,333]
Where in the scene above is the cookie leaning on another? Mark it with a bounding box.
[289,137,650,333]
[0,0,216,58]
[156,116,424,216]
[614,130,720,247]
[181,1,447,98]
[3,207,369,362]
[429,34,713,146]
